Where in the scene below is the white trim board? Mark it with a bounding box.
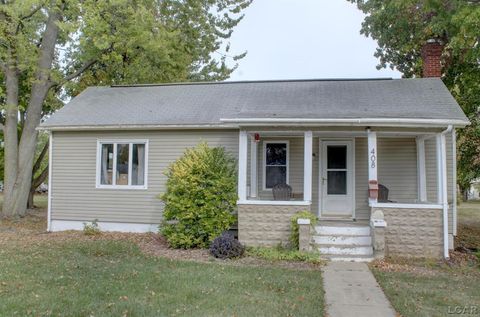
[237,200,311,206]
[371,202,443,209]
[220,117,470,128]
[50,220,159,233]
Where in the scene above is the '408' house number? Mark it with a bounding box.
[370,148,376,168]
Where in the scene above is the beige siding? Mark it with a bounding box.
[425,132,455,233]
[378,138,418,202]
[51,130,238,224]
[355,137,418,219]
[52,129,457,233]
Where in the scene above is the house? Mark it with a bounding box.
[40,41,469,260]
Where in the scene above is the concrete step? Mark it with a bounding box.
[314,225,371,236]
[312,235,372,246]
[321,254,375,262]
[316,245,373,256]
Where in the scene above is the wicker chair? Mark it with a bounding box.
[272,183,292,201]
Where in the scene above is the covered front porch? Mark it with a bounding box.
[236,127,456,259]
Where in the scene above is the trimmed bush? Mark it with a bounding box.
[290,211,317,249]
[210,233,245,259]
[160,143,237,248]
[83,219,101,236]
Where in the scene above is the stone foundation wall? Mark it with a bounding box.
[372,207,443,258]
[238,204,310,246]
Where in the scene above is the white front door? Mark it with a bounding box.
[320,140,354,217]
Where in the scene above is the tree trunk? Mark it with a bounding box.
[27,164,49,209]
[27,189,35,210]
[2,8,60,217]
[1,66,19,218]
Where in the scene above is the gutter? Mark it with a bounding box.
[37,123,240,131]
[220,118,470,128]
[38,118,470,131]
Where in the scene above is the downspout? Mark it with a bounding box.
[452,129,457,236]
[47,132,53,232]
[441,125,453,259]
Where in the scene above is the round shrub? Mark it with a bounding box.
[160,143,237,248]
[210,233,245,259]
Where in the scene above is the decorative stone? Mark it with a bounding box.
[298,219,312,251]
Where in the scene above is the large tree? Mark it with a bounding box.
[0,0,251,218]
[348,0,480,198]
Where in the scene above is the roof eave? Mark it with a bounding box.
[220,118,470,128]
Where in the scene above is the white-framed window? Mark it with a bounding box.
[96,140,149,189]
[263,141,289,190]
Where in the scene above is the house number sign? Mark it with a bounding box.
[370,148,376,168]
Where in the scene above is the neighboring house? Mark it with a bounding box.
[468,179,480,200]
[40,41,469,260]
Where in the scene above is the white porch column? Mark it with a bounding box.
[416,137,427,202]
[238,130,248,201]
[250,137,258,198]
[436,134,443,204]
[436,132,450,259]
[303,131,313,202]
[367,130,378,204]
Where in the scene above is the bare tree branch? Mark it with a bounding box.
[19,3,45,21]
[55,59,97,86]
[32,141,49,174]
[32,164,48,189]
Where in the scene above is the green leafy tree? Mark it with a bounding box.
[0,0,251,217]
[348,0,480,198]
[161,143,237,249]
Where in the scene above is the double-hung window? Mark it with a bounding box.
[264,141,289,189]
[97,140,148,189]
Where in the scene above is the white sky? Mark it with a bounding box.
[226,0,401,81]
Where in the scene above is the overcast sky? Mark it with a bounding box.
[226,0,402,81]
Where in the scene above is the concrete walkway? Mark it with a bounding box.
[322,262,397,317]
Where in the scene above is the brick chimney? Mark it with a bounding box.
[421,39,443,78]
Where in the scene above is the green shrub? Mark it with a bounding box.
[83,219,101,236]
[290,210,317,249]
[160,143,237,248]
[246,246,322,264]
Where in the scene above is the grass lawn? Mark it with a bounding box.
[0,197,325,317]
[370,201,480,317]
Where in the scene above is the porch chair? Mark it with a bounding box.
[378,184,396,203]
[272,183,292,201]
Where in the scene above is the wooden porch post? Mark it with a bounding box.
[238,130,248,201]
[367,129,378,204]
[303,131,313,202]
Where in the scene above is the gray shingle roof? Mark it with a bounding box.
[41,78,469,129]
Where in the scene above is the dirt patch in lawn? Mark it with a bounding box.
[0,208,322,271]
